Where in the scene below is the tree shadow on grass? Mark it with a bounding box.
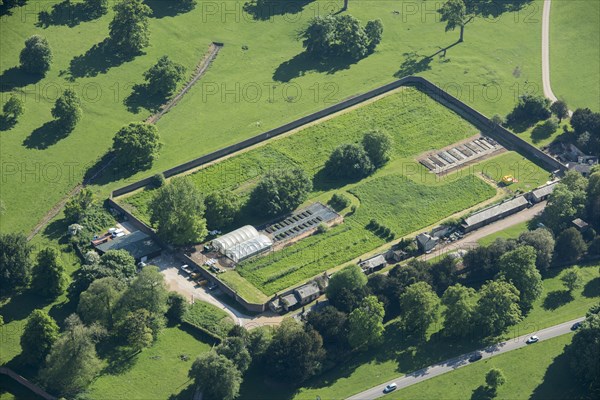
[22,120,71,150]
[36,0,103,28]
[530,345,587,400]
[82,150,145,186]
[393,53,433,78]
[98,345,140,375]
[273,52,358,83]
[312,168,367,192]
[0,66,43,92]
[583,277,600,298]
[168,383,196,400]
[64,38,141,80]
[0,0,27,17]
[0,291,53,323]
[471,385,496,400]
[243,0,314,21]
[530,122,556,144]
[124,83,167,114]
[144,0,196,18]
[48,296,78,327]
[542,290,574,310]
[0,115,18,131]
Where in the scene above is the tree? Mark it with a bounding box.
[325,143,374,180]
[64,188,95,223]
[439,0,473,42]
[112,122,161,170]
[347,295,385,349]
[555,227,587,263]
[78,277,125,329]
[40,315,104,397]
[144,55,186,96]
[306,305,348,347]
[246,326,272,360]
[266,319,325,383]
[51,88,82,132]
[561,267,583,292]
[571,108,600,135]
[550,100,569,122]
[85,0,109,18]
[31,247,68,299]
[491,113,504,126]
[441,284,477,337]
[485,368,506,391]
[518,228,555,270]
[3,95,24,121]
[326,264,368,312]
[109,0,151,55]
[99,249,137,282]
[506,94,551,128]
[567,311,600,393]
[399,282,441,339]
[497,246,543,312]
[475,280,522,336]
[541,184,578,233]
[19,35,52,75]
[189,352,242,400]
[364,19,383,52]
[149,178,208,245]
[249,168,312,217]
[362,130,392,168]
[0,232,33,291]
[119,265,169,316]
[116,309,155,352]
[216,336,252,373]
[20,310,59,366]
[166,291,188,323]
[204,191,239,229]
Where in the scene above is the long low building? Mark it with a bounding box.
[212,225,273,263]
[461,196,530,233]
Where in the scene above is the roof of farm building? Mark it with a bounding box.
[224,235,273,263]
[95,231,161,260]
[212,225,261,253]
[531,182,559,200]
[462,196,529,228]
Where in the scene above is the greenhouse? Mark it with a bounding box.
[212,225,273,263]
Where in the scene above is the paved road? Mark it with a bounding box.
[421,201,546,262]
[347,317,584,400]
[542,0,558,103]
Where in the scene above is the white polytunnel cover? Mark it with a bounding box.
[212,225,260,253]
[212,225,273,262]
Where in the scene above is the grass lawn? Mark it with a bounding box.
[238,261,600,400]
[478,220,530,246]
[1,0,547,235]
[87,325,211,400]
[516,118,568,148]
[387,334,585,400]
[551,0,600,111]
[182,300,235,338]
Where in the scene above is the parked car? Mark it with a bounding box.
[571,322,582,331]
[207,282,218,291]
[468,352,483,362]
[526,335,539,344]
[383,383,397,393]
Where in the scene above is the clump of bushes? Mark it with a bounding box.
[151,173,166,188]
[328,193,351,211]
[366,219,395,240]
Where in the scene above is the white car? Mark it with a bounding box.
[383,383,397,393]
[526,335,539,344]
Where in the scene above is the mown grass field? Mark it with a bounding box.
[1,0,548,235]
[551,0,600,111]
[387,334,585,400]
[182,300,235,338]
[237,261,600,400]
[478,220,529,246]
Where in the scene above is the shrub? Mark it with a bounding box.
[316,223,328,234]
[151,173,166,188]
[328,193,351,211]
[325,143,374,180]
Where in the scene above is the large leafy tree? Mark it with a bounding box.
[550,100,569,122]
[561,267,583,292]
[362,130,392,168]
[109,0,152,55]
[306,305,348,347]
[587,171,600,229]
[326,264,368,312]
[3,95,24,121]
[518,228,555,271]
[19,35,52,75]
[347,295,385,349]
[497,246,543,312]
[189,352,242,400]
[266,319,325,383]
[555,227,587,263]
[85,0,109,18]
[100,249,137,281]
[567,308,600,394]
[31,247,68,299]
[204,191,239,229]
[399,282,441,340]
[40,315,104,397]
[216,337,252,373]
[0,232,33,291]
[325,143,374,180]
[78,277,126,329]
[20,310,59,366]
[438,0,473,42]
[441,284,478,337]
[64,188,95,223]
[475,280,522,336]
[249,168,312,217]
[144,55,186,96]
[149,178,208,245]
[116,308,156,352]
[541,184,579,233]
[51,89,82,132]
[112,122,161,170]
[118,265,169,316]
